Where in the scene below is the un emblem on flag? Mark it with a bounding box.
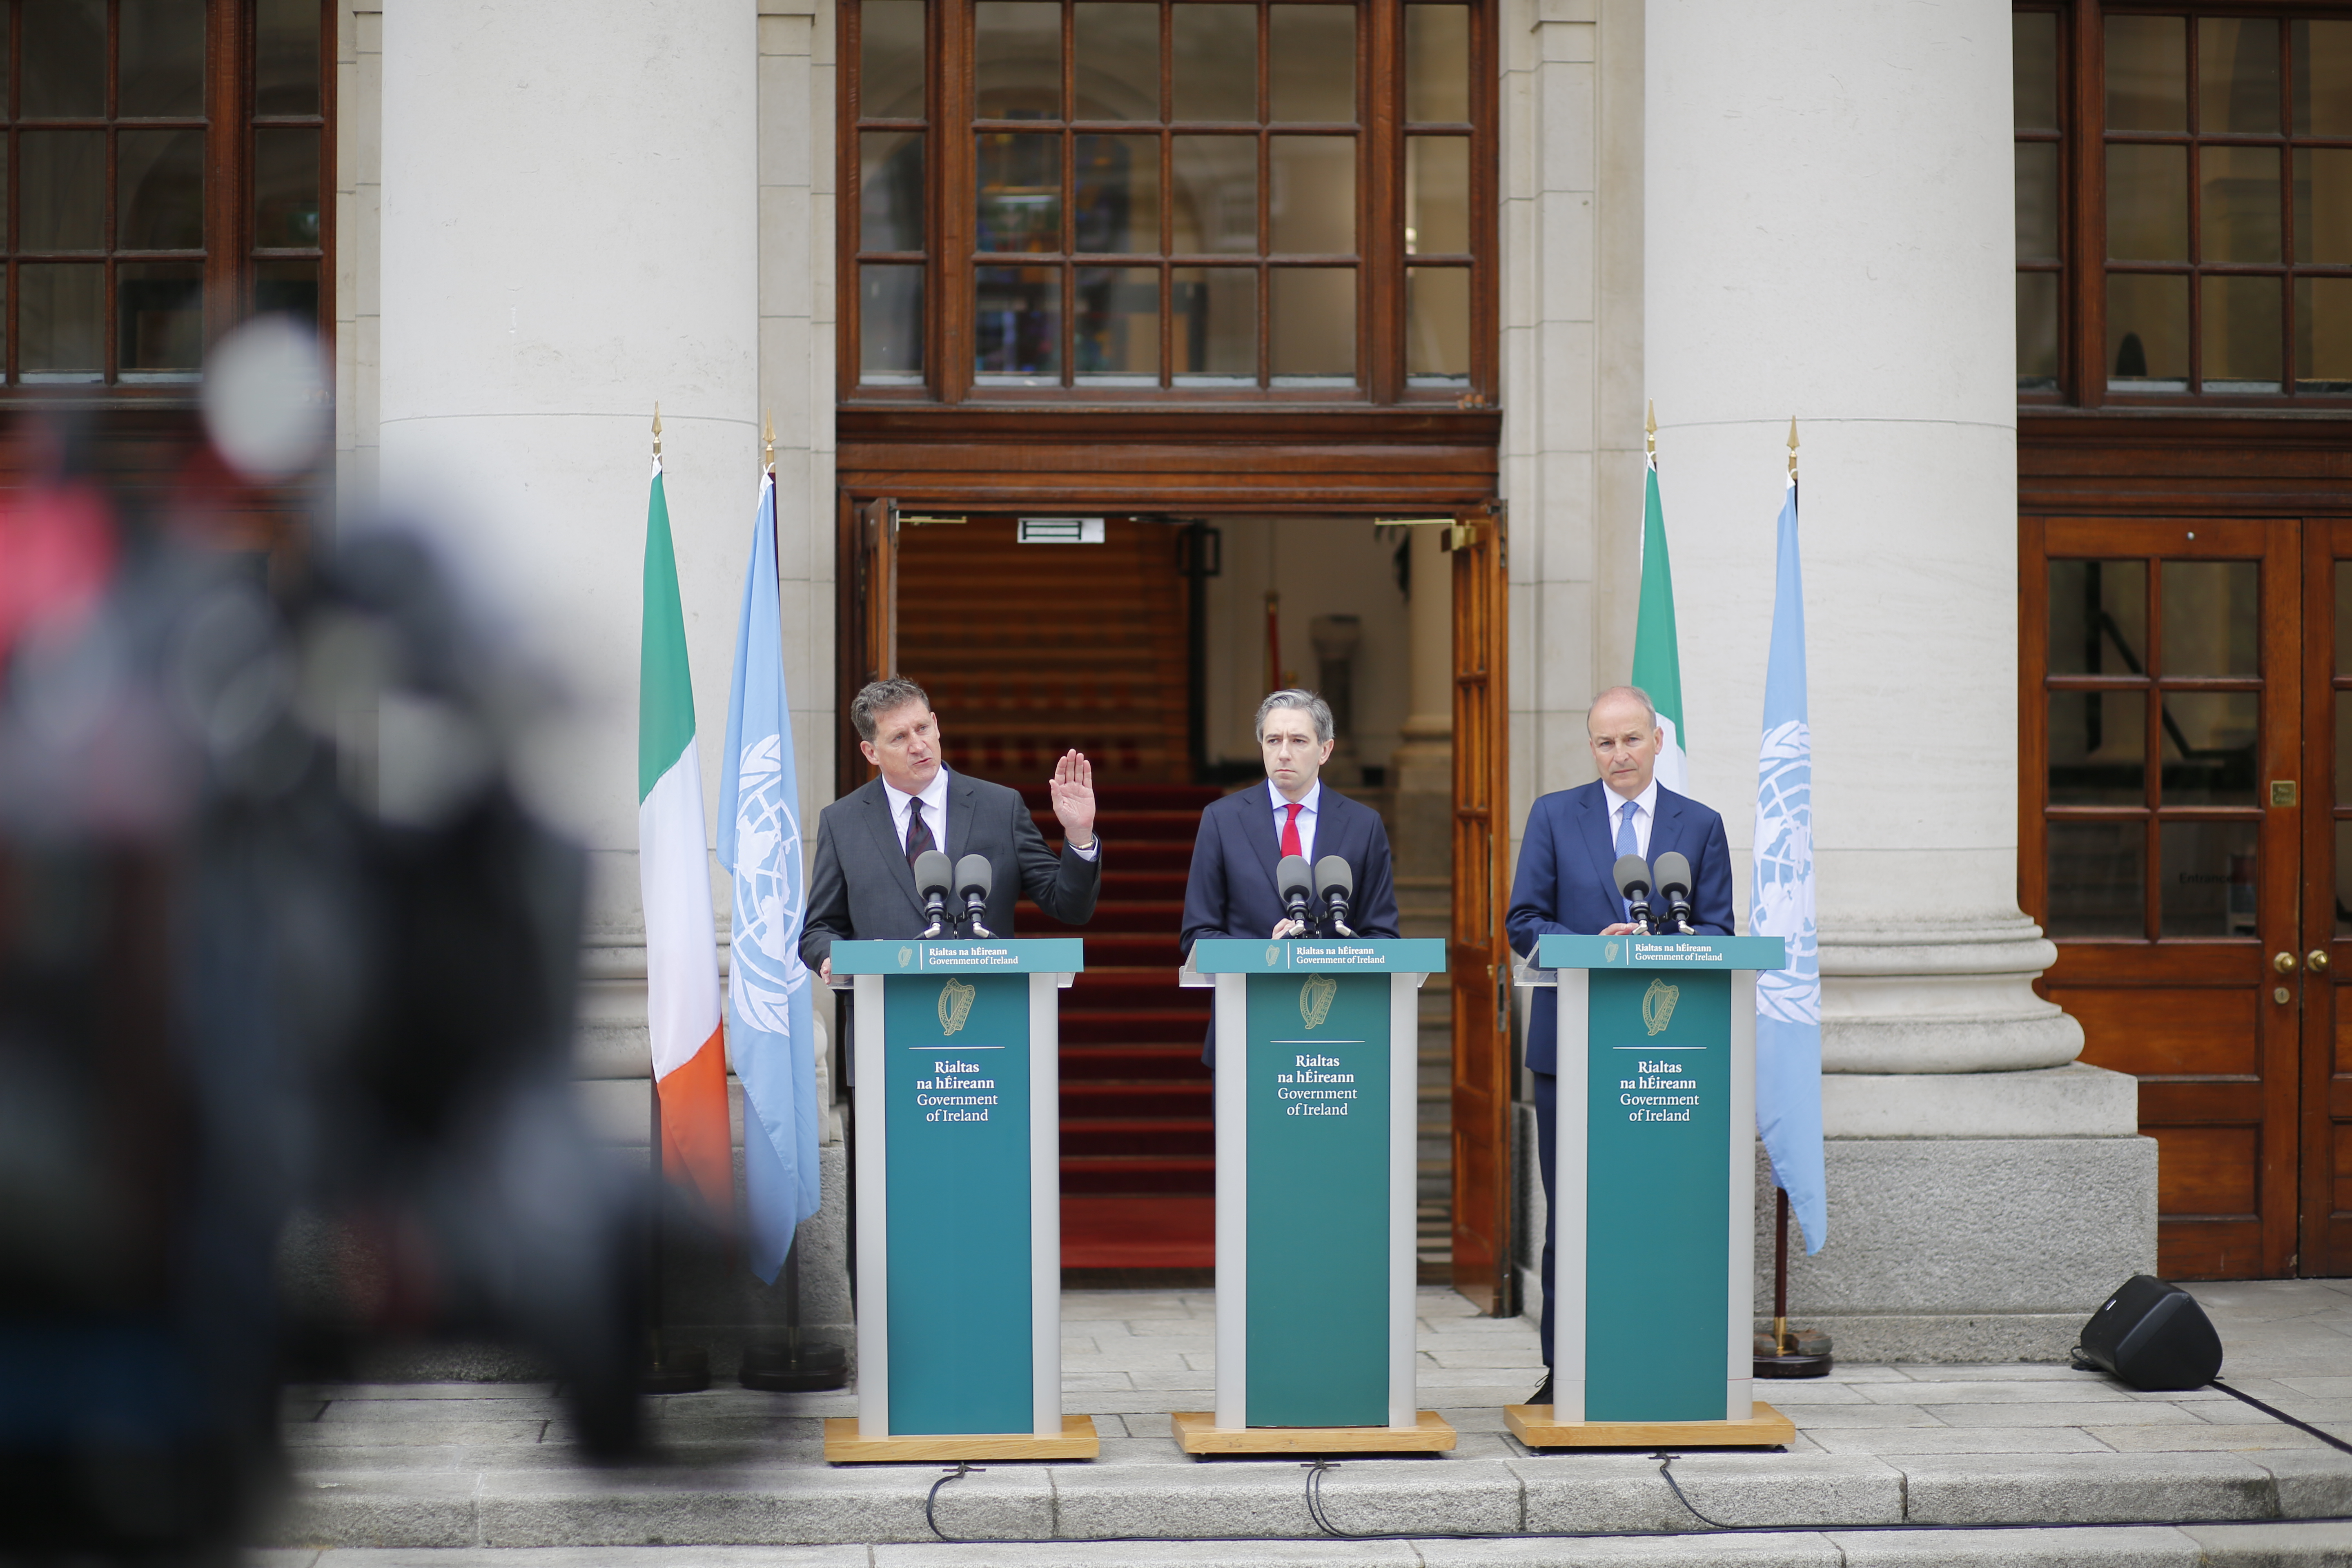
[1642,978,1681,1037]
[938,978,977,1036]
[1300,974,1337,1029]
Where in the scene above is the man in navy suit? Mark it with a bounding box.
[1181,689,1401,1064]
[1506,685,1737,1405]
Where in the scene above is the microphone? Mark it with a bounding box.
[1653,851,1696,934]
[953,853,995,937]
[1276,854,1314,934]
[1612,853,1656,934]
[1314,855,1356,937]
[913,849,954,939]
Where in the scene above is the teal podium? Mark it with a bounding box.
[1510,932,1795,1448]
[824,938,1098,1463]
[1173,937,1455,1454]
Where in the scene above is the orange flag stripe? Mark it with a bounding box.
[657,1022,733,1216]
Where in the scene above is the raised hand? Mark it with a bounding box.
[1048,749,1097,848]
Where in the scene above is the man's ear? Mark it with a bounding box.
[860,739,881,767]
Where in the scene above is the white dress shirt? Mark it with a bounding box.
[1268,778,1323,864]
[884,766,952,856]
[1605,777,1659,861]
[884,766,1099,860]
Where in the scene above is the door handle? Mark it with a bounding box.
[2273,951,2297,974]
[2309,949,2331,973]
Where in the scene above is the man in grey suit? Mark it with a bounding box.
[802,677,1101,979]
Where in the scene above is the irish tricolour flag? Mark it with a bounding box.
[639,456,733,1216]
[1631,450,1688,791]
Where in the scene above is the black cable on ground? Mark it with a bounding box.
[920,1450,2352,1548]
[2210,1376,2352,1458]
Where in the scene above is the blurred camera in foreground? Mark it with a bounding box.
[0,362,647,1559]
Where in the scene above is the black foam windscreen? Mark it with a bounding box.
[1276,854,1313,900]
[1653,850,1693,898]
[1314,855,1353,900]
[913,849,953,900]
[1612,853,1652,898]
[2076,1275,2223,1392]
[953,853,993,900]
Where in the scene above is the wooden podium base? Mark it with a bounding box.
[1172,1410,1457,1454]
[1505,1401,1795,1450]
[822,1414,1100,1463]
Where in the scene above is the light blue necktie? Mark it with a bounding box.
[1615,799,1639,919]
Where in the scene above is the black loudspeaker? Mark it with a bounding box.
[2074,1274,2224,1391]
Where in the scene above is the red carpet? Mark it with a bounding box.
[1062,1194,1214,1269]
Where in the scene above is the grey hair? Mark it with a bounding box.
[1589,684,1658,729]
[1255,688,1335,745]
[851,676,932,742]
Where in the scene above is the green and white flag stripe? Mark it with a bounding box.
[637,458,726,1100]
[1630,453,1688,793]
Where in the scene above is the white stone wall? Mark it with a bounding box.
[334,1,381,509]
[1498,0,1647,867]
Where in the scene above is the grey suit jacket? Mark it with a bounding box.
[799,770,1100,967]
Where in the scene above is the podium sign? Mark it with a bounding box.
[1526,934,1787,1434]
[831,939,1084,1450]
[1183,938,1450,1445]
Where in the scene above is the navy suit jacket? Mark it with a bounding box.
[1505,779,1736,1075]
[801,770,1099,968]
[1180,783,1401,1066]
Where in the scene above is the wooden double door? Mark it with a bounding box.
[2025,515,2352,1278]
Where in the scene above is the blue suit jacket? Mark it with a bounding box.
[1506,779,1737,1075]
[1180,783,1401,1066]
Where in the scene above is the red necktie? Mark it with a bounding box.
[1280,802,1304,859]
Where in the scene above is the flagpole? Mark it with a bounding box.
[739,410,850,1393]
[1753,414,1831,1381]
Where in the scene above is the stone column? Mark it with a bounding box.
[1645,0,2152,1358]
[379,0,759,1029]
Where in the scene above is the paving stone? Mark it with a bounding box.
[263,1475,481,1549]
[1895,1451,2278,1525]
[1422,1345,1559,1368]
[2250,1449,2352,1518]
[285,1422,555,1447]
[1416,1536,1843,1568]
[305,1551,869,1567]
[1922,1402,2212,1428]
[1771,1404,1950,1428]
[1862,1381,2138,1406]
[1805,1426,2113,1457]
[321,1399,559,1423]
[1508,1453,1900,1532]
[2087,1423,2328,1452]
[1884,1365,2090,1383]
[474,1465,1055,1546]
[1825,1524,2201,1565]
[1051,1457,1519,1539]
[875,1543,1419,1566]
[2178,1519,2352,1564]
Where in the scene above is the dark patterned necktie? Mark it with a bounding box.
[905,802,936,869]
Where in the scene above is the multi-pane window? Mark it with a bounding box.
[1,0,328,392]
[845,0,1490,403]
[2016,6,2352,402]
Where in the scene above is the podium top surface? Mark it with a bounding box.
[1189,937,1448,974]
[1534,933,1788,971]
[829,938,1085,974]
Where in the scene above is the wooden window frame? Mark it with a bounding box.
[0,0,334,403]
[838,0,1497,409]
[2027,0,2352,410]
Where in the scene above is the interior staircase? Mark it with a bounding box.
[896,518,1216,1270]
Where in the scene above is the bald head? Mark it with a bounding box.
[1588,686,1663,800]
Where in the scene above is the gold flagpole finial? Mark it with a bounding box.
[1786,415,1799,477]
[763,411,775,474]
[1644,399,1657,459]
[652,403,663,459]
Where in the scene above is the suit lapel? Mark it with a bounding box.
[1578,784,1622,891]
[1652,789,1689,859]
[1246,785,1283,891]
[946,773,977,863]
[862,783,924,918]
